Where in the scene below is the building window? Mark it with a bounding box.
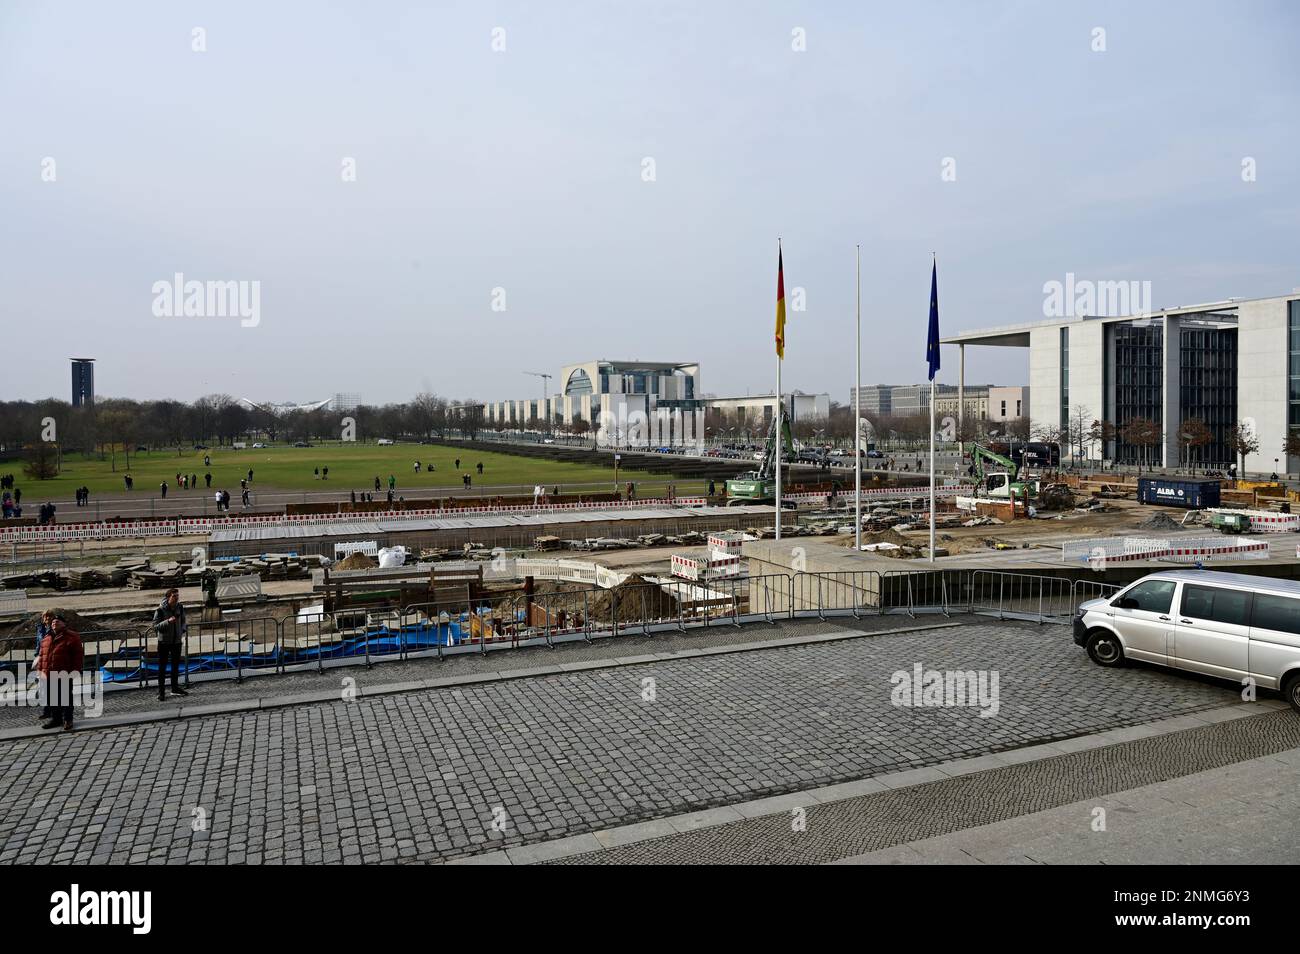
[565,369,593,396]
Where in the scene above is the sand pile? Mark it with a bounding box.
[335,552,377,570]
[588,574,678,622]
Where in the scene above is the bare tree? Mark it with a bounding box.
[1226,420,1260,477]
[1178,417,1212,471]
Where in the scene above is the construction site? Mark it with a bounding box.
[4,416,1300,692]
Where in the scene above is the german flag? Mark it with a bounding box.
[775,244,786,359]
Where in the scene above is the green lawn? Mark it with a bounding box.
[3,443,698,498]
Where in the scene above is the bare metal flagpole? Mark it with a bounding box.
[929,375,936,562]
[775,238,782,542]
[854,244,862,551]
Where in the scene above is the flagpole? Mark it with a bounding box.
[854,244,862,551]
[929,376,936,563]
[775,239,782,541]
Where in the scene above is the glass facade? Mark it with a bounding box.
[1180,326,1237,466]
[1290,301,1300,438]
[1110,322,1163,465]
[1059,327,1069,432]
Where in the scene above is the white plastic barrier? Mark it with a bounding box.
[334,541,378,560]
[1064,535,1270,565]
[0,590,29,616]
[671,553,742,581]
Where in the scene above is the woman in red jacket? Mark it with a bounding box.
[36,612,84,731]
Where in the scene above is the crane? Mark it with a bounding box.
[522,372,553,435]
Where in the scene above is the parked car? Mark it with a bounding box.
[251,442,266,448]
[377,438,395,446]
[194,444,209,450]
[293,441,312,448]
[866,449,884,459]
[1075,569,1300,711]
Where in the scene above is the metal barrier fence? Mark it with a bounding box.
[0,569,1135,693]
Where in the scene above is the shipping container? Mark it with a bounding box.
[1137,476,1221,509]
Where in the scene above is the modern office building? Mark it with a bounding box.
[705,391,831,434]
[485,360,706,447]
[942,294,1298,472]
[70,358,95,408]
[850,385,896,416]
[854,382,1021,425]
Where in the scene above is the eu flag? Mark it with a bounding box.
[926,258,940,381]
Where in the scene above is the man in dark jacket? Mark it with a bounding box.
[37,612,84,731]
[152,588,189,701]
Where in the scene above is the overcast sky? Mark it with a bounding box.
[3,1,1297,407]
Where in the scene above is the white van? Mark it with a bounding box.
[1075,569,1300,711]
[376,439,395,446]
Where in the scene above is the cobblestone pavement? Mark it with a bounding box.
[551,710,1300,865]
[0,616,878,731]
[0,618,1244,864]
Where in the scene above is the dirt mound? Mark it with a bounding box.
[0,608,108,643]
[588,574,678,622]
[335,552,377,570]
[862,528,915,547]
[1138,512,1181,531]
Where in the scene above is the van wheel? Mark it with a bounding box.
[1086,630,1125,667]
[1282,673,1300,713]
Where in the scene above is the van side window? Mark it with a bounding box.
[1114,580,1177,614]
[1181,584,1252,626]
[1250,594,1300,635]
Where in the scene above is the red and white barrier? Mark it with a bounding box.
[1206,509,1300,533]
[0,495,718,544]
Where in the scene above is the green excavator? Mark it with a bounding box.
[968,443,1040,500]
[966,443,1075,510]
[725,404,795,505]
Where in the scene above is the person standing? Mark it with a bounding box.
[33,610,53,724]
[476,462,483,475]
[350,489,356,505]
[454,458,461,471]
[241,488,250,508]
[247,468,253,484]
[37,612,84,731]
[152,588,189,701]
[160,481,168,498]
[388,475,396,490]
[205,472,212,488]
